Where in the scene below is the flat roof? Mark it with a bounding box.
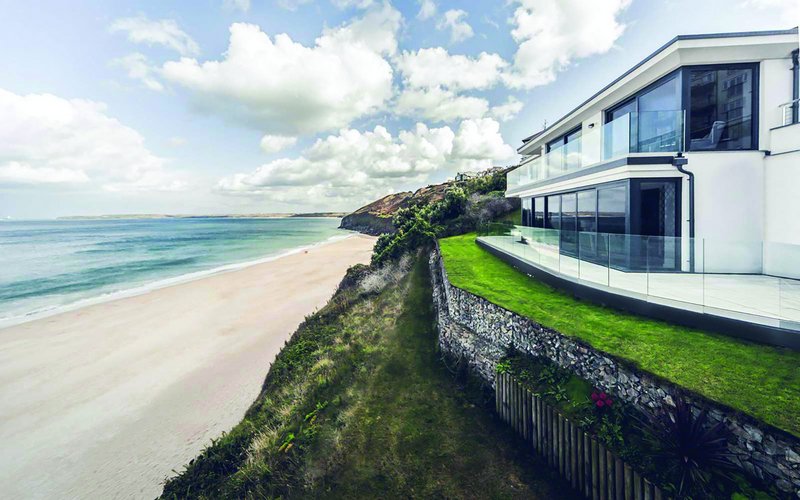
[519,27,799,150]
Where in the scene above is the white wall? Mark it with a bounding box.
[763,150,800,278]
[687,151,766,273]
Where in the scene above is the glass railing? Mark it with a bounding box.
[476,224,800,329]
[508,111,685,192]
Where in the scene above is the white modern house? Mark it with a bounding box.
[486,28,800,344]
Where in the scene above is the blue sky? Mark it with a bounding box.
[0,0,795,218]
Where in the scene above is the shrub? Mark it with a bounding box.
[639,398,734,498]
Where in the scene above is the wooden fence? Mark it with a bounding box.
[495,371,668,500]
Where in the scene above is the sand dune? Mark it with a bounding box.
[0,234,375,499]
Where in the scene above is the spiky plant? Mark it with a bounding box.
[641,398,734,497]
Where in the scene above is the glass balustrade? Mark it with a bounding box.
[507,111,685,191]
[476,223,800,329]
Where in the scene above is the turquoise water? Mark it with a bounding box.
[0,218,346,327]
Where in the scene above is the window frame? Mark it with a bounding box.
[683,62,760,151]
[545,125,583,153]
[602,64,761,153]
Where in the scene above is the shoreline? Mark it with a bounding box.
[0,233,375,499]
[0,231,356,330]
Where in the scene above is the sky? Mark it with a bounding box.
[0,0,796,218]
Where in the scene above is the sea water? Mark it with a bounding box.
[0,217,347,328]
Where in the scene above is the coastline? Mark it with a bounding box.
[0,233,375,499]
[0,231,356,330]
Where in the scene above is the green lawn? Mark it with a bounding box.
[439,233,800,437]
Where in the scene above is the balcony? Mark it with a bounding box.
[508,111,684,193]
[477,224,800,335]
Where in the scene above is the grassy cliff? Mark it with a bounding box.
[161,257,571,498]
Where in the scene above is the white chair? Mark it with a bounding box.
[690,120,726,150]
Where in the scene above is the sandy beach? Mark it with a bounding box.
[0,234,375,499]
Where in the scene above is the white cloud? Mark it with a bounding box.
[0,88,184,192]
[223,0,251,12]
[452,118,515,160]
[503,0,631,89]
[396,87,488,122]
[332,0,374,8]
[217,119,514,206]
[168,136,187,147]
[437,9,474,43]
[112,53,164,92]
[162,4,400,135]
[491,96,524,122]
[397,47,506,91]
[110,16,200,56]
[260,134,298,153]
[417,0,437,20]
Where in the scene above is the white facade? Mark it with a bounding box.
[507,28,800,277]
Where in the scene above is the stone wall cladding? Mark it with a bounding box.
[429,247,800,497]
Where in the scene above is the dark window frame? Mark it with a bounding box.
[545,125,583,153]
[683,62,759,151]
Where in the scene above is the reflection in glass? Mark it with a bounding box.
[689,68,753,150]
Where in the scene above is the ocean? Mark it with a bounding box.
[0,217,348,328]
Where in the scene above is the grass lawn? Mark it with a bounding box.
[162,256,575,498]
[439,233,800,438]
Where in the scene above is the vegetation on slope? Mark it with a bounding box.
[439,233,800,437]
[161,257,573,498]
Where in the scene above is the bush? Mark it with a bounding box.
[370,168,516,265]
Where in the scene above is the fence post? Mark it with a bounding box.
[606,449,615,500]
[643,479,653,500]
[653,486,663,500]
[523,388,529,441]
[591,438,599,500]
[624,463,633,500]
[583,433,591,498]
[633,471,642,500]
[557,414,564,475]
[615,457,624,500]
[495,371,499,415]
[598,442,607,500]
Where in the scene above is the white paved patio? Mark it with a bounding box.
[478,235,800,330]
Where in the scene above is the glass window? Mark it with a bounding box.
[689,67,754,150]
[598,185,627,234]
[604,99,636,159]
[577,190,597,233]
[533,197,545,228]
[521,197,532,226]
[545,195,561,230]
[560,193,578,256]
[638,77,681,152]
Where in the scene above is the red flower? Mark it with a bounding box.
[591,392,600,401]
[600,392,607,399]
[596,400,605,407]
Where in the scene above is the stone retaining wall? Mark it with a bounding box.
[429,247,800,497]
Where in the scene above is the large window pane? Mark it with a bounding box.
[546,195,561,230]
[561,193,578,256]
[598,185,627,234]
[638,77,681,152]
[577,189,598,262]
[533,197,545,228]
[521,197,532,226]
[689,68,754,150]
